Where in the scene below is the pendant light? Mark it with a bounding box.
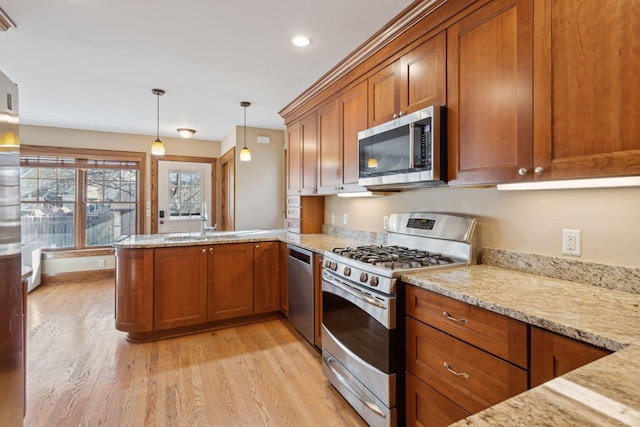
[150,88,165,156]
[239,101,251,162]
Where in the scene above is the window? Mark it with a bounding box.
[20,146,145,250]
[168,170,203,220]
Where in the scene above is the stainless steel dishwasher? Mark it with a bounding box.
[287,244,314,344]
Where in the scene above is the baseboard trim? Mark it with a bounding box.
[41,269,114,285]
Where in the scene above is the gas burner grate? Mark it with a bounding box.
[331,245,455,269]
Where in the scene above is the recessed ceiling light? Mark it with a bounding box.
[292,36,311,47]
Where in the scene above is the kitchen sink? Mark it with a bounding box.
[161,230,272,242]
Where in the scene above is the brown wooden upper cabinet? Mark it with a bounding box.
[369,31,447,127]
[286,112,318,196]
[447,0,533,186]
[449,0,640,186]
[317,81,369,195]
[286,122,301,195]
[532,0,640,180]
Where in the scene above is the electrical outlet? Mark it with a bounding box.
[383,216,389,229]
[562,229,581,256]
[330,213,335,225]
[98,259,105,268]
[343,213,348,225]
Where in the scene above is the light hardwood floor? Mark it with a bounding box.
[24,280,367,426]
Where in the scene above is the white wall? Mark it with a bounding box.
[232,126,285,230]
[326,185,640,268]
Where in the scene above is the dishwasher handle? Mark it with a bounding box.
[288,245,312,265]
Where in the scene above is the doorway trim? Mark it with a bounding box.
[151,155,218,234]
[219,148,235,231]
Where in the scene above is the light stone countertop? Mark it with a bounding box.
[112,229,375,256]
[402,265,640,426]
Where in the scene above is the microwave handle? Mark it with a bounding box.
[409,122,415,168]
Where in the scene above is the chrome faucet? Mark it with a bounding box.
[200,211,217,237]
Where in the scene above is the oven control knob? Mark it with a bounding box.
[331,261,338,271]
[343,266,351,276]
[324,260,331,269]
[370,276,379,287]
[360,272,368,283]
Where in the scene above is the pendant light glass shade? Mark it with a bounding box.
[240,101,251,162]
[151,88,165,156]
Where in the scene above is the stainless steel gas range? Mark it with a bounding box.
[321,212,477,427]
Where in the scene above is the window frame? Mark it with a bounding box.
[20,145,146,251]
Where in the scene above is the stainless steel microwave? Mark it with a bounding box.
[358,105,446,189]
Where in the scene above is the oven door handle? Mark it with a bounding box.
[323,272,387,310]
[323,355,386,418]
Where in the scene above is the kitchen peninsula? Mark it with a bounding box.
[113,230,373,342]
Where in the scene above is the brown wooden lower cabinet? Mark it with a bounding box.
[406,371,470,427]
[253,241,280,314]
[115,248,154,333]
[115,241,282,341]
[530,326,611,387]
[154,246,208,330]
[406,317,527,414]
[208,243,254,322]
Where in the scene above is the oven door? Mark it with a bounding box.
[321,270,397,426]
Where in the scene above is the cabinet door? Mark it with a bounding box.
[317,98,341,194]
[530,327,611,388]
[279,241,289,316]
[115,248,154,332]
[533,0,640,180]
[254,241,280,314]
[447,0,533,185]
[406,371,470,427]
[208,243,254,321]
[286,121,302,195]
[154,246,207,330]
[400,31,447,114]
[368,61,400,126]
[340,81,368,191]
[301,112,318,195]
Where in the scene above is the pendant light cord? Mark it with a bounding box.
[157,92,160,139]
[243,104,247,149]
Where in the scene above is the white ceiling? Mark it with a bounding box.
[0,0,414,142]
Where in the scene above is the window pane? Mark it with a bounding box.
[168,169,202,220]
[21,202,74,248]
[86,203,136,246]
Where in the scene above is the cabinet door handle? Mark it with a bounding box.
[534,166,545,175]
[443,311,468,324]
[256,244,260,248]
[202,248,206,254]
[209,248,214,253]
[444,362,469,379]
[518,168,528,176]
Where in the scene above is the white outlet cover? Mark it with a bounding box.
[343,214,348,225]
[562,229,581,256]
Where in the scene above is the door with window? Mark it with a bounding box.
[157,160,213,234]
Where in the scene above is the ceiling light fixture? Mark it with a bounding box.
[292,36,311,47]
[177,128,196,138]
[239,101,251,162]
[150,88,165,156]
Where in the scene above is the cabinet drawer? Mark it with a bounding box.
[286,206,301,219]
[406,286,527,368]
[406,317,527,414]
[286,218,300,233]
[286,195,300,206]
[406,371,470,427]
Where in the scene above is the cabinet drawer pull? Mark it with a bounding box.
[443,311,468,324]
[444,362,469,379]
